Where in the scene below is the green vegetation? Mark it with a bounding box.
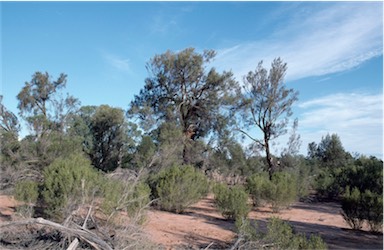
[246,173,270,206]
[149,165,208,213]
[246,172,297,212]
[1,47,380,249]
[310,134,383,232]
[101,177,151,224]
[213,183,250,221]
[14,180,39,217]
[236,217,327,249]
[41,153,102,220]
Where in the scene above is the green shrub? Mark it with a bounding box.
[246,173,270,206]
[361,190,383,232]
[213,183,250,221]
[14,180,39,217]
[341,186,364,230]
[41,153,102,220]
[150,165,208,213]
[246,172,297,212]
[101,178,150,224]
[269,172,298,212]
[315,170,342,199]
[234,217,327,249]
[265,217,327,249]
[341,187,383,232]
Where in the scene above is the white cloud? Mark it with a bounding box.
[213,2,383,82]
[103,52,131,72]
[297,92,383,158]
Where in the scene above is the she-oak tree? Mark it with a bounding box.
[128,48,240,164]
[236,58,299,180]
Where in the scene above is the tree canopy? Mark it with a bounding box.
[236,58,299,179]
[128,48,240,164]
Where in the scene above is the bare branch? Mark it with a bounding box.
[0,217,113,250]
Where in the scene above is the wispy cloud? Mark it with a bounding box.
[103,52,131,72]
[214,2,382,82]
[151,13,178,34]
[297,92,383,158]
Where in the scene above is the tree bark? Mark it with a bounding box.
[265,137,274,181]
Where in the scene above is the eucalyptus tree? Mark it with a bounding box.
[17,72,79,137]
[308,133,350,168]
[128,48,239,164]
[16,72,80,169]
[0,96,20,165]
[237,58,299,179]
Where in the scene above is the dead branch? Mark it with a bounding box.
[0,217,112,250]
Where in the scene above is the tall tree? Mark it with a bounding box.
[0,96,20,164]
[309,133,350,168]
[16,72,80,169]
[89,105,130,172]
[237,58,299,179]
[17,72,79,137]
[128,48,239,164]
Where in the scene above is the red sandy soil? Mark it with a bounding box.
[1,194,382,249]
[144,194,383,249]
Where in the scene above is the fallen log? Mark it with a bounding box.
[0,217,112,250]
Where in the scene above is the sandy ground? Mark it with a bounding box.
[144,194,383,250]
[1,194,382,249]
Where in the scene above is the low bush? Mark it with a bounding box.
[149,165,208,213]
[14,180,39,217]
[41,153,102,220]
[101,178,151,224]
[213,183,250,221]
[246,173,270,206]
[269,172,298,212]
[361,190,383,232]
[341,186,383,232]
[235,217,327,249]
[246,172,297,212]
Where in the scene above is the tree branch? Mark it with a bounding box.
[1,217,112,250]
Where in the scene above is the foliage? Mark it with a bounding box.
[0,96,20,163]
[246,173,270,206]
[315,170,341,199]
[14,180,39,217]
[341,187,365,230]
[41,153,102,220]
[279,154,313,199]
[341,186,383,232]
[234,217,327,249]
[128,48,239,164]
[246,172,297,212]
[15,180,39,204]
[17,71,79,137]
[89,105,125,171]
[309,141,383,232]
[12,72,80,174]
[149,122,184,170]
[268,172,298,212]
[149,165,208,213]
[237,58,299,179]
[361,190,383,232]
[132,135,157,169]
[213,183,250,221]
[264,217,327,249]
[309,134,350,168]
[101,177,151,224]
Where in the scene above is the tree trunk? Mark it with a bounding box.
[265,139,274,181]
[182,136,191,165]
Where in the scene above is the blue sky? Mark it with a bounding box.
[1,1,383,158]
